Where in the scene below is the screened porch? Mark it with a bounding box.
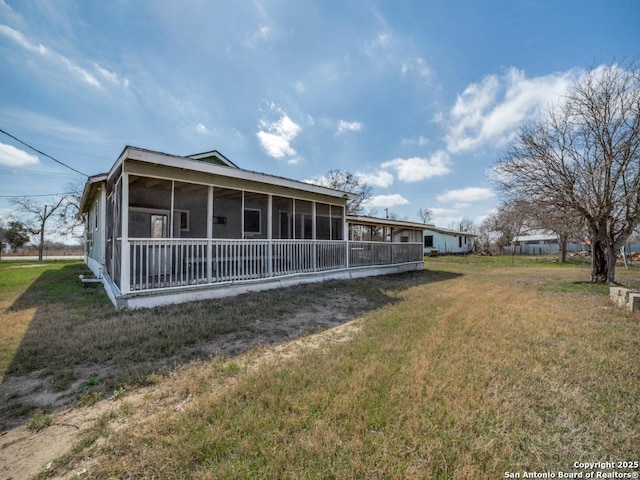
[105,172,423,295]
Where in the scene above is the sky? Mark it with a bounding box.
[0,0,639,239]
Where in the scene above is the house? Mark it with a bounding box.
[423,225,476,255]
[80,146,426,309]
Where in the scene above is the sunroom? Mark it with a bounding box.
[81,146,425,309]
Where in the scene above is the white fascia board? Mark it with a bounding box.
[79,173,108,213]
[346,215,427,230]
[112,146,351,200]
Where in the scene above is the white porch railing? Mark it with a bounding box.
[127,239,422,292]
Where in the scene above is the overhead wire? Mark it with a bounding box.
[0,128,89,177]
[0,191,81,198]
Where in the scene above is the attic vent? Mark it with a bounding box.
[193,155,227,166]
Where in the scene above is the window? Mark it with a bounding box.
[244,208,261,234]
[459,236,462,248]
[176,209,190,232]
[424,235,434,248]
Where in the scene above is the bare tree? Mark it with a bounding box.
[495,63,640,283]
[526,202,585,262]
[482,201,532,255]
[317,170,372,215]
[417,207,432,224]
[476,222,496,253]
[458,216,475,234]
[10,196,66,261]
[57,179,85,238]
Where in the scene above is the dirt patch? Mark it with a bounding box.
[0,289,371,480]
[0,401,112,480]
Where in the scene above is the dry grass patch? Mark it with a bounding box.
[60,264,639,479]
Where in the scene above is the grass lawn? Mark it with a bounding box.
[1,257,639,479]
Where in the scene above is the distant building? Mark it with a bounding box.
[508,233,559,255]
[423,225,476,255]
[504,233,584,255]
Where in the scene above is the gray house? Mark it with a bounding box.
[80,146,426,309]
[423,225,476,255]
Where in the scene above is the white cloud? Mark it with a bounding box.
[0,143,39,167]
[401,57,433,80]
[356,170,393,188]
[364,31,391,56]
[337,120,363,135]
[196,123,210,135]
[430,207,459,216]
[93,63,130,88]
[246,1,277,48]
[436,187,495,204]
[401,135,429,147]
[248,23,272,46]
[363,194,409,208]
[444,67,579,153]
[257,112,301,160]
[0,23,130,90]
[381,150,451,182]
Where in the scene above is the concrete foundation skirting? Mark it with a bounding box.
[113,262,424,310]
[609,286,640,312]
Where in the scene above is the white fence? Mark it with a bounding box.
[128,239,423,292]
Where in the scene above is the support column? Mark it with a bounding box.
[267,194,273,277]
[98,185,107,272]
[121,172,130,294]
[344,206,349,270]
[311,201,317,271]
[207,186,213,282]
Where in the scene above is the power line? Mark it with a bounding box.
[0,128,89,177]
[0,191,81,198]
[0,166,81,180]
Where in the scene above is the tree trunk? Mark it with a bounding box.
[38,219,45,262]
[590,239,608,283]
[559,234,567,263]
[606,244,618,284]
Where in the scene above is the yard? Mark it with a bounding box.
[0,257,638,479]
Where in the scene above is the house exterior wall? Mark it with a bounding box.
[423,229,474,254]
[84,183,107,278]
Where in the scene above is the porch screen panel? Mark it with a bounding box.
[113,177,122,288]
[272,196,293,239]
[174,182,208,238]
[331,205,344,240]
[294,200,312,240]
[316,203,331,240]
[128,176,171,223]
[243,192,268,239]
[213,188,242,239]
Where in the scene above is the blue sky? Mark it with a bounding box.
[1,0,638,236]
